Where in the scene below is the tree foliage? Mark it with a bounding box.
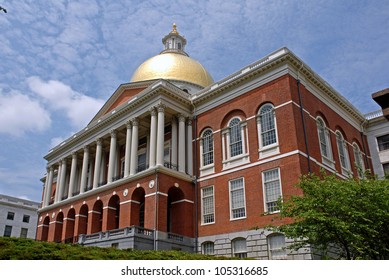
[270,172,389,259]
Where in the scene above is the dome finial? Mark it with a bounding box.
[172,23,178,34]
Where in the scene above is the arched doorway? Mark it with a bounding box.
[77,204,89,235]
[90,200,103,234]
[106,195,120,231]
[131,187,145,228]
[167,187,185,234]
[64,208,75,243]
[41,216,50,241]
[54,212,64,242]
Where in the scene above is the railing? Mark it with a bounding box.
[164,161,178,171]
[365,109,383,120]
[168,232,184,242]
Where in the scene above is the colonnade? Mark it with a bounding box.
[42,104,193,207]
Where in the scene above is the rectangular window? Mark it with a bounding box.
[137,152,147,172]
[7,212,15,220]
[23,215,30,223]
[20,228,28,238]
[377,134,389,151]
[263,168,282,213]
[229,178,246,219]
[202,186,215,224]
[383,163,389,175]
[268,234,287,260]
[4,225,12,237]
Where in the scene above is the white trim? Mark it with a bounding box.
[120,199,140,205]
[145,191,168,198]
[229,177,247,221]
[171,199,194,204]
[201,185,215,225]
[262,167,282,213]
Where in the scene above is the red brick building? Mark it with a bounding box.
[36,25,371,259]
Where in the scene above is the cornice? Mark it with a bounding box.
[192,47,366,124]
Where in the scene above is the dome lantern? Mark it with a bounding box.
[161,23,187,55]
[130,24,214,89]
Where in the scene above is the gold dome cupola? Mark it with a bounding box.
[161,23,188,55]
[130,24,214,91]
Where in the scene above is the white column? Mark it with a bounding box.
[171,116,178,168]
[130,118,139,175]
[68,152,78,198]
[107,130,117,183]
[80,145,89,194]
[149,108,157,168]
[156,104,166,166]
[54,163,62,203]
[187,118,193,175]
[44,166,54,206]
[124,121,132,177]
[241,124,246,154]
[88,158,94,190]
[58,159,67,201]
[42,168,49,206]
[93,138,102,189]
[178,114,186,173]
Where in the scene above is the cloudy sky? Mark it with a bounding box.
[0,0,388,202]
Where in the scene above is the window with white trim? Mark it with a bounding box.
[336,131,351,175]
[20,228,28,238]
[232,238,247,258]
[229,118,243,157]
[201,129,214,167]
[222,117,249,169]
[353,143,365,178]
[202,241,214,255]
[258,104,278,148]
[317,117,334,167]
[229,178,246,219]
[4,225,12,237]
[268,234,287,260]
[201,186,215,224]
[263,168,282,213]
[377,134,389,151]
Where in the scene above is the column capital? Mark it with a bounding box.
[150,107,157,116]
[126,120,132,129]
[132,117,139,126]
[83,145,89,152]
[187,118,193,126]
[60,158,68,164]
[177,113,187,122]
[71,151,77,158]
[110,129,117,138]
[96,138,102,145]
[157,103,166,112]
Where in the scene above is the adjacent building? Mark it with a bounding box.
[36,25,374,259]
[0,194,39,239]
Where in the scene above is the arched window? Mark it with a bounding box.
[353,143,365,178]
[229,118,243,157]
[201,129,214,167]
[259,104,277,147]
[202,241,214,255]
[267,234,287,260]
[232,238,247,258]
[317,117,334,167]
[222,116,249,169]
[336,131,351,175]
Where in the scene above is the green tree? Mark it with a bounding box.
[270,172,389,260]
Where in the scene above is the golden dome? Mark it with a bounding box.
[130,24,214,88]
[130,52,214,88]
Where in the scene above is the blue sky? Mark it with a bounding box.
[0,0,388,202]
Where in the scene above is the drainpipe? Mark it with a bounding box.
[296,66,312,174]
[154,169,159,251]
[360,119,370,171]
[193,114,199,254]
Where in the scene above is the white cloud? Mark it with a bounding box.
[0,90,51,136]
[27,76,105,130]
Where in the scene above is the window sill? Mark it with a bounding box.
[230,216,247,221]
[201,222,215,226]
[200,164,215,177]
[258,144,280,159]
[222,153,250,170]
[322,156,335,169]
